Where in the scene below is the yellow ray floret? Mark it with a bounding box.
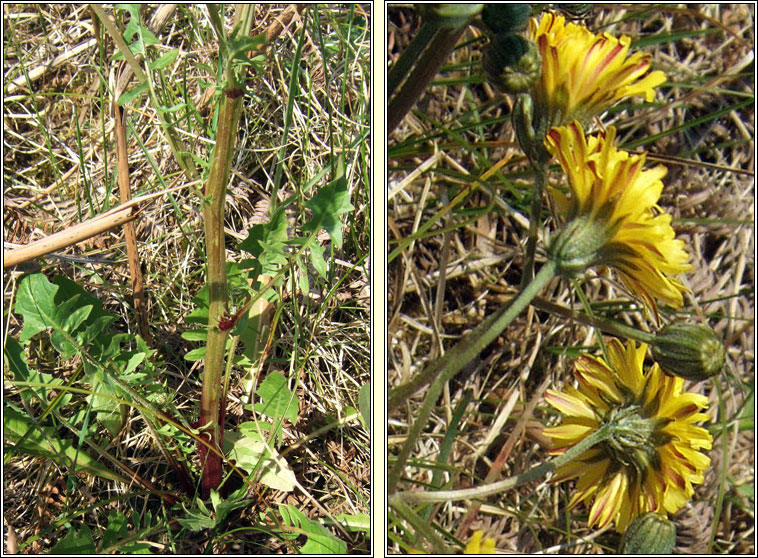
[528,11,666,126]
[544,338,712,533]
[545,121,692,315]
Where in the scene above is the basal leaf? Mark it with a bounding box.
[4,405,126,483]
[54,275,113,327]
[4,336,67,407]
[50,524,96,555]
[255,371,298,425]
[302,176,354,249]
[16,274,116,354]
[278,504,347,554]
[16,273,70,342]
[224,427,296,492]
[50,303,92,358]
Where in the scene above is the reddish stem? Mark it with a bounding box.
[193,398,228,499]
[218,305,247,331]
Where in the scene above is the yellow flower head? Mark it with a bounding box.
[528,11,666,127]
[545,121,691,315]
[463,530,496,554]
[544,338,712,533]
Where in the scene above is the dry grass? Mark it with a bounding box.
[4,4,370,553]
[388,4,753,554]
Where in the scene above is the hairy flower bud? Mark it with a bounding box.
[619,512,676,554]
[481,4,532,36]
[415,4,483,27]
[483,34,541,94]
[556,4,595,20]
[652,323,725,381]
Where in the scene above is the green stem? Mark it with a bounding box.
[520,163,546,290]
[530,296,656,344]
[388,260,558,493]
[707,379,729,554]
[387,296,500,411]
[221,334,240,413]
[199,64,244,500]
[394,422,613,504]
[571,276,610,361]
[388,7,480,134]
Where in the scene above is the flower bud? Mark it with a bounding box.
[415,4,483,27]
[604,405,664,474]
[481,4,532,36]
[619,512,676,554]
[555,4,595,20]
[482,34,541,94]
[652,323,725,381]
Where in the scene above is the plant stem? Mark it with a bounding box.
[520,163,546,290]
[707,379,729,554]
[530,296,656,344]
[199,72,244,500]
[388,6,482,134]
[388,260,558,493]
[394,422,613,504]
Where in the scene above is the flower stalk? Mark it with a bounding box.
[388,259,558,492]
[529,296,656,344]
[393,422,614,505]
[388,4,483,133]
